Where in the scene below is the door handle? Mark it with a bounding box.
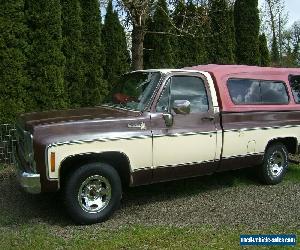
[202,116,214,121]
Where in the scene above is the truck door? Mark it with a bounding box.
[151,73,219,182]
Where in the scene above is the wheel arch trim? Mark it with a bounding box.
[264,137,298,155]
[56,151,132,188]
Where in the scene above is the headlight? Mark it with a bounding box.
[16,123,36,171]
[24,131,34,162]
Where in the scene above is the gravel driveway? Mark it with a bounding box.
[0,166,299,231]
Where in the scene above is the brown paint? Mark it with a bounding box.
[222,110,300,130]
[131,168,152,186]
[153,161,218,183]
[19,106,141,132]
[131,161,219,186]
[218,154,264,172]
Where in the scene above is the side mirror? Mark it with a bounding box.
[172,100,191,115]
[163,113,173,127]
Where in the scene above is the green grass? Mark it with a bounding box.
[286,163,300,182]
[0,224,298,250]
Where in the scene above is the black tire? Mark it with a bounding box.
[63,162,122,225]
[258,143,288,185]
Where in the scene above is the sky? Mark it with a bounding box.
[285,0,300,25]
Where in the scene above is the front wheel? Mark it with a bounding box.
[258,143,288,185]
[63,163,122,225]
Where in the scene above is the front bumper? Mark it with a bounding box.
[13,148,41,194]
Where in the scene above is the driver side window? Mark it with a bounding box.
[156,76,209,113]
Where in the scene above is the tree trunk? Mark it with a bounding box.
[131,25,145,70]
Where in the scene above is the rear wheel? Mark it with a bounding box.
[258,143,288,185]
[63,162,122,224]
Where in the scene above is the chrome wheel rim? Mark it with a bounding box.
[78,175,111,213]
[268,150,285,178]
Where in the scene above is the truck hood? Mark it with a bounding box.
[19,106,139,132]
[18,105,151,146]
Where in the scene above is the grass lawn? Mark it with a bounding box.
[0,163,298,249]
[286,163,300,182]
[0,224,298,250]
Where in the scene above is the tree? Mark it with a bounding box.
[26,0,67,111]
[119,0,154,70]
[0,0,29,123]
[208,0,234,64]
[80,0,107,106]
[290,21,300,66]
[170,1,208,68]
[143,17,155,69]
[290,21,300,50]
[119,0,209,69]
[281,21,300,67]
[259,34,271,66]
[102,0,130,90]
[143,0,174,68]
[261,0,288,65]
[61,0,84,107]
[171,0,187,68]
[185,1,208,67]
[234,0,260,65]
[271,35,280,64]
[228,7,236,63]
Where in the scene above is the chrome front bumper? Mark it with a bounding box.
[13,149,41,194]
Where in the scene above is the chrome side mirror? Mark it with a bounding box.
[172,100,191,115]
[163,113,173,127]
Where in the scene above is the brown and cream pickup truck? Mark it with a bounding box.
[14,65,300,224]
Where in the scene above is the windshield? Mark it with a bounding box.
[106,71,161,111]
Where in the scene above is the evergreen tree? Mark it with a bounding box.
[259,34,271,66]
[271,37,280,65]
[143,0,174,69]
[234,0,260,65]
[228,8,236,63]
[171,0,187,68]
[102,0,130,91]
[61,0,84,107]
[80,0,107,106]
[185,1,207,67]
[208,0,234,64]
[0,0,29,123]
[143,17,155,69]
[293,43,300,66]
[26,0,67,111]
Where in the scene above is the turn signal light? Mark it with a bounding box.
[50,152,56,172]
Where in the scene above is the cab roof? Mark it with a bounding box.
[186,64,300,77]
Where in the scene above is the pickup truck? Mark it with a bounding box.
[14,64,300,224]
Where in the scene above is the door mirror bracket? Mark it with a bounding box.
[163,113,173,127]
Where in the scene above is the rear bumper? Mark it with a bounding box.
[13,149,41,194]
